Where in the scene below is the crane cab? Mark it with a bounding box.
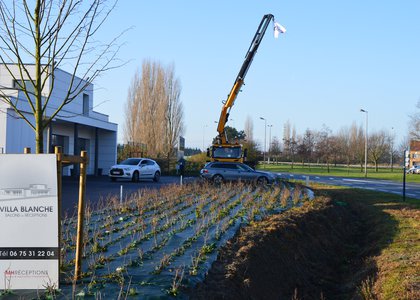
[207,144,246,163]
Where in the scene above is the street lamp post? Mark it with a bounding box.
[360,109,368,178]
[268,124,273,163]
[260,117,267,164]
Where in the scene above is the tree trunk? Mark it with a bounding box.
[167,153,171,174]
[347,158,350,174]
[34,1,43,154]
[35,116,44,153]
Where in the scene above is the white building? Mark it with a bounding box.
[0,65,117,175]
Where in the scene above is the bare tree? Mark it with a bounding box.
[351,123,366,172]
[124,60,184,159]
[282,120,291,159]
[315,126,334,172]
[336,126,352,168]
[387,128,396,171]
[369,130,388,172]
[137,60,166,157]
[298,128,316,166]
[409,100,420,140]
[162,64,184,161]
[124,69,141,143]
[244,115,254,141]
[0,0,123,153]
[270,136,282,163]
[398,135,410,165]
[289,125,298,168]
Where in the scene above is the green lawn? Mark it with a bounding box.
[257,163,420,183]
[319,186,419,299]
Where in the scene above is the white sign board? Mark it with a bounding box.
[0,154,59,290]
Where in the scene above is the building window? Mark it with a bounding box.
[77,138,90,154]
[83,93,89,116]
[13,79,35,94]
[51,134,69,154]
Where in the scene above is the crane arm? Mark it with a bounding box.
[216,14,274,144]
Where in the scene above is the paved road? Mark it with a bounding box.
[277,173,420,200]
[61,175,191,216]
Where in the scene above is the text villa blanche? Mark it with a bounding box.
[0,206,53,213]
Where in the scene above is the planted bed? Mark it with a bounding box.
[58,181,312,299]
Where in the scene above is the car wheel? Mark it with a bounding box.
[153,171,160,182]
[212,174,224,185]
[257,176,268,185]
[110,177,116,182]
[132,171,139,182]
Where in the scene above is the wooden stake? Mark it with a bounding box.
[55,146,63,284]
[74,150,88,281]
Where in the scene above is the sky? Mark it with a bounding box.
[91,0,420,151]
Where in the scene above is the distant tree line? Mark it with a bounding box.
[232,112,412,172]
[276,100,420,172]
[277,121,400,172]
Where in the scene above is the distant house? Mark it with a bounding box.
[409,140,420,168]
[0,64,117,175]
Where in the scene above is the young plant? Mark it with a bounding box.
[167,267,185,296]
[153,254,171,275]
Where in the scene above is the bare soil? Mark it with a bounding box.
[189,189,383,299]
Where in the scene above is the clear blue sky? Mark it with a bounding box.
[93,0,420,150]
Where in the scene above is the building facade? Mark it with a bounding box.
[0,65,117,175]
[409,140,420,168]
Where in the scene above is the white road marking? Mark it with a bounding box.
[342,179,377,184]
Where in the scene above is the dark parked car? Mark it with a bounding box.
[200,162,276,185]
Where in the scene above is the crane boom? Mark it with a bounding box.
[216,14,274,145]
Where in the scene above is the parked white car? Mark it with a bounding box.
[406,165,420,174]
[109,158,161,182]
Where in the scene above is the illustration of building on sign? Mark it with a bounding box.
[0,184,52,200]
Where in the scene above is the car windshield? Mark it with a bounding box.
[120,158,141,165]
[213,147,242,159]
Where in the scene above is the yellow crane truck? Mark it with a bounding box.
[208,14,284,162]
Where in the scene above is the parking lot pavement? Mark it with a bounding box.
[61,175,196,216]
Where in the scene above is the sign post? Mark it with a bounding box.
[54,146,88,281]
